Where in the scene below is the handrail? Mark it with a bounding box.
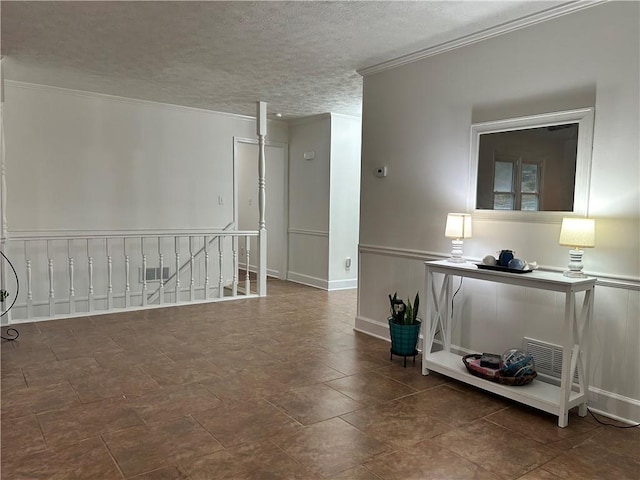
[9,230,259,241]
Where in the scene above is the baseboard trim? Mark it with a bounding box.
[286,271,328,290]
[354,315,389,341]
[588,387,640,425]
[327,278,358,291]
[354,315,640,425]
[8,292,260,325]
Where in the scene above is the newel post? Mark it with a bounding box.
[257,101,267,296]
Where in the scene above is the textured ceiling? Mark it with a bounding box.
[1,1,569,119]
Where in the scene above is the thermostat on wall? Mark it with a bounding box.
[375,166,387,177]
[304,151,315,161]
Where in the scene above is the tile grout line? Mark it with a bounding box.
[99,434,127,480]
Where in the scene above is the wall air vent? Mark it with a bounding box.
[140,267,170,283]
[523,337,579,383]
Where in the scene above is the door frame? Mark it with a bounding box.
[233,137,289,280]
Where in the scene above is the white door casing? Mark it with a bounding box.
[234,138,288,280]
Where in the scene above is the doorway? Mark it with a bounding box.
[234,138,288,280]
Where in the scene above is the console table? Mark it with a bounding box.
[422,260,595,427]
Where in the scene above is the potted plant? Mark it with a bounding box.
[388,291,421,367]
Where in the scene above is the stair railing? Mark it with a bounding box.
[2,227,262,323]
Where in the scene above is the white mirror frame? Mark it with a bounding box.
[467,107,594,223]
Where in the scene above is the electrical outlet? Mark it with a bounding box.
[345,257,352,270]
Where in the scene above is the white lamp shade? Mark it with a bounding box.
[559,218,595,248]
[445,213,472,239]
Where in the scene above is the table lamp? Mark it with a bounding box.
[559,217,595,277]
[445,213,472,263]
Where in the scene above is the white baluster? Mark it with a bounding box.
[47,240,54,316]
[218,235,224,298]
[106,238,113,310]
[257,101,267,297]
[158,237,164,304]
[68,239,75,314]
[25,241,33,319]
[174,236,180,303]
[232,235,238,297]
[189,236,195,301]
[124,238,130,308]
[87,239,94,312]
[245,236,250,295]
[204,235,210,299]
[141,238,147,306]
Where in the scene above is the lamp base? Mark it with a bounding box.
[563,270,588,278]
[447,257,466,263]
[564,248,587,278]
[448,239,466,263]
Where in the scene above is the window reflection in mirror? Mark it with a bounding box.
[469,108,594,219]
[476,124,578,212]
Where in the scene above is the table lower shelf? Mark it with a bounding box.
[423,350,586,418]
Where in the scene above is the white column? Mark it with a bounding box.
[87,239,94,312]
[25,241,33,319]
[189,236,195,301]
[174,236,180,303]
[218,236,224,298]
[68,240,75,314]
[245,236,251,295]
[256,101,267,296]
[106,238,113,310]
[158,237,165,305]
[141,238,147,306]
[232,235,238,296]
[124,238,130,308]
[204,235,210,299]
[47,240,55,316]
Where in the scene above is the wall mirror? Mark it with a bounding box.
[468,108,594,221]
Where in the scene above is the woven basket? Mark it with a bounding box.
[462,354,537,386]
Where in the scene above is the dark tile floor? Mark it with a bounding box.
[1,279,638,479]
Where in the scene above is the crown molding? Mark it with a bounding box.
[357,0,608,77]
[3,80,258,121]
[287,113,332,127]
[330,112,362,122]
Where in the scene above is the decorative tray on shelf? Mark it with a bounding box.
[476,264,533,274]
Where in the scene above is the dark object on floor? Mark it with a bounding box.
[1,328,19,341]
[390,347,418,368]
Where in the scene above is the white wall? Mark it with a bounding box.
[329,114,361,289]
[4,82,287,232]
[287,113,361,290]
[287,115,331,288]
[357,2,639,422]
